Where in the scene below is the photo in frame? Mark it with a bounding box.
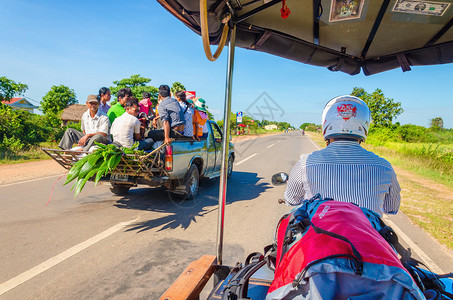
[329,0,365,22]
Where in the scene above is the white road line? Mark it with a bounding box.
[234,153,258,166]
[308,137,321,150]
[266,143,275,149]
[0,218,139,296]
[383,216,443,274]
[0,174,65,188]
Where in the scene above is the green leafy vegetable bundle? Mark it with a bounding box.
[64,142,142,197]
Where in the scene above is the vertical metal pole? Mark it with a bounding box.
[216,26,236,266]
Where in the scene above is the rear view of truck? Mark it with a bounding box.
[43,121,235,199]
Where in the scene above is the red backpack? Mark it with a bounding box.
[266,198,424,299]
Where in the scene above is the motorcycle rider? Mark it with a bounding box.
[284,95,401,216]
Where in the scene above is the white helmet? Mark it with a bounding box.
[321,95,371,142]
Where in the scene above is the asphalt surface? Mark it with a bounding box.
[0,132,452,299]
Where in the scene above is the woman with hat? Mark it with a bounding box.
[193,98,209,140]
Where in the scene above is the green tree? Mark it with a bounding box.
[430,117,444,130]
[0,103,52,153]
[277,122,291,130]
[40,85,77,116]
[261,120,270,126]
[351,87,403,127]
[0,76,28,102]
[110,74,158,104]
[171,82,186,95]
[217,112,237,135]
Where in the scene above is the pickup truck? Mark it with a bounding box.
[42,120,235,198]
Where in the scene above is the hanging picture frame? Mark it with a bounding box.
[329,0,365,22]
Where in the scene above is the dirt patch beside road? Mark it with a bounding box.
[0,159,66,185]
[0,133,282,185]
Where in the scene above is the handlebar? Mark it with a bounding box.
[278,198,285,204]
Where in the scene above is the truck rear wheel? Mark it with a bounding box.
[184,164,199,199]
[110,183,131,195]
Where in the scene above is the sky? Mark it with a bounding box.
[1,0,452,129]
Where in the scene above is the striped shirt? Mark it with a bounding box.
[284,141,401,216]
[99,102,110,114]
[178,102,194,137]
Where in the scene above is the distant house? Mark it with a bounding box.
[264,124,278,130]
[1,97,39,113]
[61,104,87,126]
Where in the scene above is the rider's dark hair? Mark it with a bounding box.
[97,87,110,101]
[159,85,171,98]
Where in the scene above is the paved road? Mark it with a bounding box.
[0,132,452,299]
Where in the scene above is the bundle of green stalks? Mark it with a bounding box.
[64,142,142,197]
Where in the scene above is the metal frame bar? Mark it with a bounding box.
[236,0,282,24]
[425,17,453,47]
[216,25,236,266]
[361,0,391,59]
[313,0,321,45]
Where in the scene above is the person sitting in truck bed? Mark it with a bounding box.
[146,85,185,145]
[139,91,156,118]
[110,99,154,150]
[58,94,110,151]
[107,87,132,124]
[175,90,194,139]
[192,98,209,140]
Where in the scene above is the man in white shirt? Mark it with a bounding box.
[284,95,401,216]
[59,95,110,151]
[111,100,154,150]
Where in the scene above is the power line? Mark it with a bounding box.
[24,96,40,105]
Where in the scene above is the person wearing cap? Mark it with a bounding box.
[284,95,401,216]
[58,94,110,151]
[147,85,185,145]
[193,98,209,140]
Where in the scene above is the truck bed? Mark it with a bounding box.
[41,146,168,179]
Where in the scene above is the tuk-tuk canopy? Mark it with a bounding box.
[158,0,453,75]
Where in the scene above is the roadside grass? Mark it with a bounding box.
[306,131,453,251]
[0,142,57,165]
[397,175,453,250]
[305,131,325,148]
[363,143,453,188]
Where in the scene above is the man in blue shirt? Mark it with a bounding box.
[284,95,401,216]
[147,85,185,145]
